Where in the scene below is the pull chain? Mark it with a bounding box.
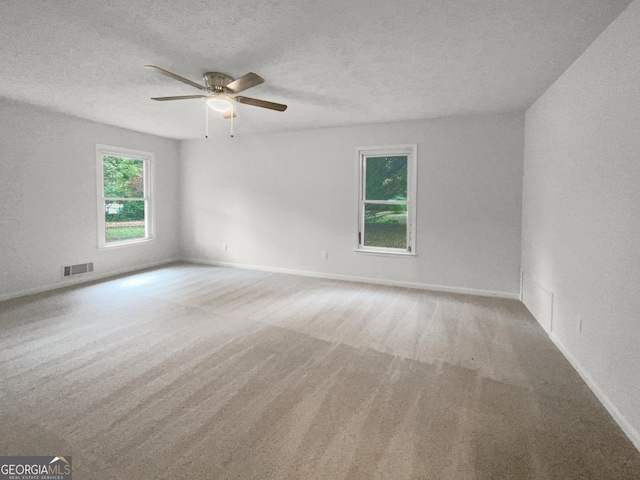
[230,105,234,138]
[205,101,209,139]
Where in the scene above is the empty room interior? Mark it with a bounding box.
[1,1,639,478]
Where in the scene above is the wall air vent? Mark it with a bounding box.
[63,262,94,278]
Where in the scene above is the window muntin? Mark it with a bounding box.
[356,145,416,255]
[96,145,153,247]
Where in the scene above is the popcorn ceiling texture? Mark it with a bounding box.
[0,0,632,138]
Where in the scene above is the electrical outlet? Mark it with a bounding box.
[321,251,328,260]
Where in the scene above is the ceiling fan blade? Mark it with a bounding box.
[234,96,287,112]
[145,65,209,92]
[225,73,264,94]
[222,109,237,119]
[151,95,208,101]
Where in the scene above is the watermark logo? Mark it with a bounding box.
[0,456,72,480]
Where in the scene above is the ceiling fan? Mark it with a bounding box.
[145,65,287,118]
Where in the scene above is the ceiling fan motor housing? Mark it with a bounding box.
[203,72,233,92]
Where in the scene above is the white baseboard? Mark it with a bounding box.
[2,256,519,303]
[183,257,520,300]
[0,258,181,302]
[548,331,640,453]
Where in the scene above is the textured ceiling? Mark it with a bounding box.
[0,0,633,139]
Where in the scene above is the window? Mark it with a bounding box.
[96,145,154,247]
[356,144,417,255]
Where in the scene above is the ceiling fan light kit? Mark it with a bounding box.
[145,65,287,137]
[206,96,233,112]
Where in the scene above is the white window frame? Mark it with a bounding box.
[96,144,155,248]
[355,144,417,256]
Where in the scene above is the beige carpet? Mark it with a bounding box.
[1,263,639,479]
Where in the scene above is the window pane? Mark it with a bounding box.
[364,204,407,249]
[365,156,407,201]
[103,156,144,198]
[105,200,146,243]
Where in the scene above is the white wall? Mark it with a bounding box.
[522,0,640,448]
[181,112,524,297]
[0,99,181,300]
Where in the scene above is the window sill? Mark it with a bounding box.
[98,237,155,249]
[353,248,416,257]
